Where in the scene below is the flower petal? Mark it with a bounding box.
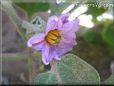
[62,37,77,45]
[56,45,72,56]
[57,14,70,30]
[62,19,79,33]
[56,31,77,56]
[42,45,57,65]
[57,18,63,29]
[59,14,70,24]
[61,30,76,40]
[42,44,50,65]
[56,40,74,56]
[27,33,45,51]
[46,16,58,33]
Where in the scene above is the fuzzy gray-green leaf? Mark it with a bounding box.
[58,54,100,84]
[102,75,114,85]
[35,71,57,84]
[35,54,100,84]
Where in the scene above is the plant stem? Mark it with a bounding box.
[1,0,26,41]
[50,60,62,84]
[111,61,114,82]
[28,50,33,84]
[2,53,28,61]
[1,0,43,84]
[27,50,42,84]
[1,0,43,41]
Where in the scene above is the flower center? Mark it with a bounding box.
[45,29,61,45]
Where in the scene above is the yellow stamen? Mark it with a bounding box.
[45,29,61,45]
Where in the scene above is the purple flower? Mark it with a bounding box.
[27,14,79,65]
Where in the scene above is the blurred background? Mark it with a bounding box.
[1,0,114,84]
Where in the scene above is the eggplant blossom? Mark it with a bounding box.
[27,14,79,65]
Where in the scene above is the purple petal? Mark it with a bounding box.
[56,14,70,30]
[57,47,72,56]
[56,37,76,56]
[56,41,73,56]
[62,37,77,45]
[42,45,57,65]
[27,33,45,51]
[62,19,79,33]
[61,29,77,46]
[61,30,76,40]
[42,44,50,65]
[59,14,70,24]
[57,18,63,29]
[46,16,58,33]
[56,31,77,56]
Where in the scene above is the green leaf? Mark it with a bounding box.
[102,22,114,47]
[35,54,100,84]
[25,16,46,39]
[30,16,46,32]
[35,71,58,84]
[102,75,114,84]
[15,2,49,17]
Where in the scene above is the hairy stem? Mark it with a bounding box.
[1,0,43,41]
[1,0,26,41]
[1,0,43,84]
[111,61,114,81]
[50,60,62,84]
[2,53,28,61]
